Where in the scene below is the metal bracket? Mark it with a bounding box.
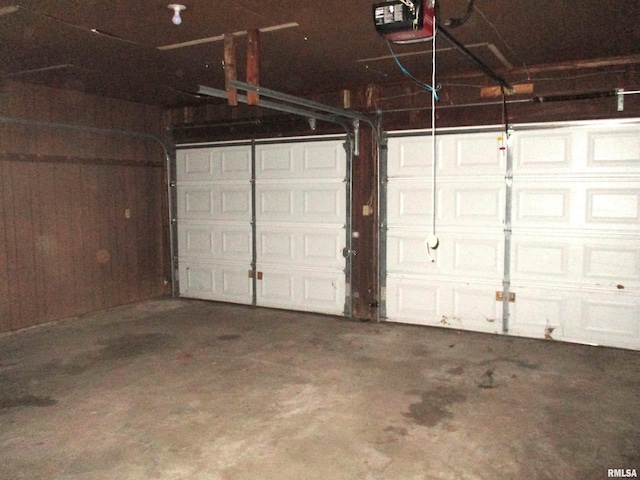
[342,248,357,258]
[496,291,515,302]
[617,88,625,112]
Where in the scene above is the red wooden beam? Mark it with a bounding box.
[223,34,238,106]
[246,29,260,106]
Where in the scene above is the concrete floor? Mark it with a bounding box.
[0,299,638,480]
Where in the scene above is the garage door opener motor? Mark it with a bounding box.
[373,0,435,44]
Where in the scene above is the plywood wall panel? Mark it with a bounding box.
[3,161,21,330]
[8,162,38,329]
[31,83,56,157]
[55,164,83,318]
[36,164,63,320]
[1,82,31,154]
[0,161,15,331]
[27,161,49,328]
[111,167,128,300]
[0,80,168,333]
[81,164,101,311]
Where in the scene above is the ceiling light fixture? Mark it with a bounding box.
[0,6,20,16]
[167,4,186,25]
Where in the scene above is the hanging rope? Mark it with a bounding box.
[426,10,439,259]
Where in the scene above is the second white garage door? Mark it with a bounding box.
[177,137,348,316]
[384,121,640,350]
[254,140,347,314]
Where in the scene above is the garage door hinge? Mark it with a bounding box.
[342,248,357,258]
[496,291,516,302]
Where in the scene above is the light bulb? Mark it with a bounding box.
[168,4,186,26]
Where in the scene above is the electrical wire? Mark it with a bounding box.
[443,0,475,28]
[397,0,417,11]
[386,40,440,100]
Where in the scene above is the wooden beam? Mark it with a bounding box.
[246,29,260,106]
[481,83,534,98]
[521,54,640,75]
[223,34,238,106]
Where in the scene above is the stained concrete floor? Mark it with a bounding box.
[0,299,638,480]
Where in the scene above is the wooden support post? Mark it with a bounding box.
[224,34,238,106]
[246,29,260,106]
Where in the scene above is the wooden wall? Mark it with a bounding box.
[0,80,169,333]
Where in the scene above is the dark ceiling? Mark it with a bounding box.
[1,0,639,108]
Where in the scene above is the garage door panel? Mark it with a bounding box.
[509,287,640,348]
[178,184,251,221]
[451,286,502,333]
[257,226,345,269]
[514,187,572,223]
[257,142,346,180]
[388,181,504,227]
[302,229,345,268]
[387,232,436,273]
[514,125,640,173]
[515,132,573,170]
[513,180,640,232]
[254,138,347,315]
[509,289,569,340]
[257,267,345,314]
[511,235,639,345]
[587,188,639,224]
[387,136,435,178]
[178,222,252,261]
[388,231,503,279]
[448,134,504,171]
[257,183,345,224]
[386,130,505,331]
[178,261,252,304]
[589,130,640,166]
[386,277,441,322]
[387,181,434,227]
[386,276,502,332]
[388,132,504,178]
[177,146,252,182]
[512,236,575,281]
[581,297,640,339]
[583,243,640,286]
[177,146,253,306]
[450,185,504,223]
[451,236,503,276]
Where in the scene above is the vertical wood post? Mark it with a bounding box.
[247,29,260,106]
[224,34,238,106]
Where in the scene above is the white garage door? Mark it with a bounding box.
[176,144,253,304]
[254,140,347,314]
[385,121,640,350]
[508,122,640,349]
[385,128,507,334]
[176,137,348,316]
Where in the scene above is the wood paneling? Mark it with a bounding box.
[0,81,169,333]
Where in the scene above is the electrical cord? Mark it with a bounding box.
[443,0,475,28]
[386,39,440,100]
[397,0,417,11]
